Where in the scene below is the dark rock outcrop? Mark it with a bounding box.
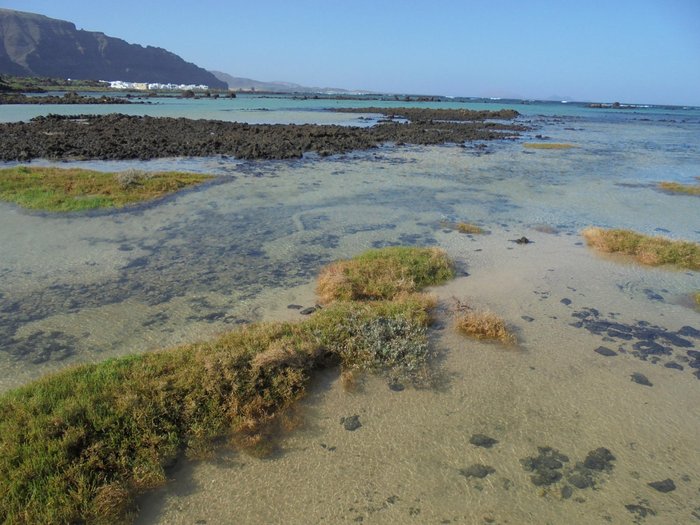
[0,109,525,161]
[0,8,226,88]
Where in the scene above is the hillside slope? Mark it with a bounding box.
[0,8,226,88]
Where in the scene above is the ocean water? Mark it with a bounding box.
[1,97,699,523]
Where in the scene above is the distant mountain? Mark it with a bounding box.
[210,70,358,94]
[0,8,226,89]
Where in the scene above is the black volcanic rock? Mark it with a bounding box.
[0,8,226,89]
[0,111,525,161]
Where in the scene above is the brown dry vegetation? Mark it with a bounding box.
[454,309,516,344]
[658,179,700,196]
[582,227,700,270]
[456,222,485,234]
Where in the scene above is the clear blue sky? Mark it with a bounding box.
[2,0,699,105]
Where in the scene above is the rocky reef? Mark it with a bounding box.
[0,108,525,161]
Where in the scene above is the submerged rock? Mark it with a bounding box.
[594,346,617,357]
[459,464,495,479]
[469,434,498,448]
[520,447,569,486]
[583,448,615,471]
[648,478,676,493]
[340,415,362,431]
[631,372,653,387]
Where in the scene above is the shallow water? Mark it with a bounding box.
[1,101,700,523]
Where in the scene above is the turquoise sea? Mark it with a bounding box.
[1,94,699,524]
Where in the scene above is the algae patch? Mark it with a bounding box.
[0,166,212,212]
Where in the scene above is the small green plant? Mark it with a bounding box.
[694,292,700,306]
[582,227,700,270]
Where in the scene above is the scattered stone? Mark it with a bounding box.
[469,434,498,448]
[561,485,573,499]
[594,346,617,357]
[287,304,303,310]
[521,315,535,322]
[459,464,495,479]
[631,373,653,387]
[512,236,532,244]
[583,448,615,471]
[340,415,362,431]
[560,298,572,306]
[648,479,676,493]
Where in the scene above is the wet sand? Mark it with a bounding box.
[136,231,700,524]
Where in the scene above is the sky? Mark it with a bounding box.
[2,0,699,105]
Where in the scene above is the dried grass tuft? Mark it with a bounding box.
[582,226,700,270]
[456,222,485,234]
[454,309,515,344]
